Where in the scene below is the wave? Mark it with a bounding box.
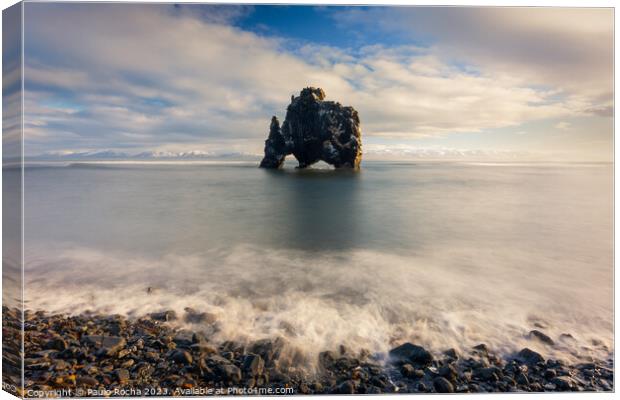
[24,244,613,366]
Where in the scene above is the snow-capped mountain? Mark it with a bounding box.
[28,147,531,162]
[28,150,262,161]
[363,146,530,160]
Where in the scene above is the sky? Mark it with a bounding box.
[21,4,613,160]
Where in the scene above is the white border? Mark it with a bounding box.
[0,1,616,400]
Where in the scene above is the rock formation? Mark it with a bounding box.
[259,87,362,169]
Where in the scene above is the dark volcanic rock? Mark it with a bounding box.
[259,116,288,168]
[44,336,68,351]
[242,354,265,377]
[444,348,459,360]
[390,343,433,365]
[260,87,362,169]
[76,376,99,387]
[81,335,126,356]
[529,329,555,345]
[433,376,455,393]
[171,349,193,365]
[389,343,433,366]
[149,310,177,322]
[116,368,130,383]
[336,380,357,394]
[13,307,614,395]
[475,366,502,381]
[439,363,458,381]
[401,363,416,378]
[183,307,216,324]
[219,363,242,384]
[517,348,545,365]
[552,376,575,391]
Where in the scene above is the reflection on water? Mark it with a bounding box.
[263,168,361,250]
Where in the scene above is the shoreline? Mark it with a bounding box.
[3,307,614,396]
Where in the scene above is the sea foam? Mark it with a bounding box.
[24,243,613,366]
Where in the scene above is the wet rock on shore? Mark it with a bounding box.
[3,307,613,396]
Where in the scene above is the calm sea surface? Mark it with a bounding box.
[22,161,613,363]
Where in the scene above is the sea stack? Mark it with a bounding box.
[259,87,362,169]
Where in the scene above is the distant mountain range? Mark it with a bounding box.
[27,150,263,161]
[363,147,530,160]
[27,148,530,161]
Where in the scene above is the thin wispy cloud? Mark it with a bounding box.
[332,7,612,100]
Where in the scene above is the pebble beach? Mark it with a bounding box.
[3,306,613,397]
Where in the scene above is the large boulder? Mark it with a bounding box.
[388,342,434,366]
[259,87,362,169]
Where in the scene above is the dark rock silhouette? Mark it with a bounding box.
[259,116,288,168]
[260,87,362,169]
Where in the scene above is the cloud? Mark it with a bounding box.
[333,7,613,101]
[23,4,612,156]
[554,121,571,130]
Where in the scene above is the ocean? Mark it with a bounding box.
[21,160,613,366]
